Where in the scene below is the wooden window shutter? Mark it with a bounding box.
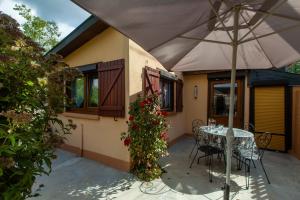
[144,66,160,95]
[98,59,125,117]
[176,79,183,112]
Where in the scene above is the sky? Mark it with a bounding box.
[0,0,90,40]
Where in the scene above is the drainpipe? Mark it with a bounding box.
[80,123,84,157]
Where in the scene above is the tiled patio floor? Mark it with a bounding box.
[29,137,300,200]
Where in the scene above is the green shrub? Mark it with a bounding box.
[0,12,77,199]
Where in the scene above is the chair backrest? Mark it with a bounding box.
[192,119,204,129]
[244,122,255,133]
[255,132,272,159]
[192,119,204,141]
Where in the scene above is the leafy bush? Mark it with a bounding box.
[0,12,78,199]
[121,93,169,181]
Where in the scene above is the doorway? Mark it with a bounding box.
[208,79,244,128]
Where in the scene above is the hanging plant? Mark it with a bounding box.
[121,92,169,181]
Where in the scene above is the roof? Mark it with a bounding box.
[47,15,109,57]
[249,69,300,86]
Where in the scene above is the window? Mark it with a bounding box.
[87,75,99,107]
[212,82,237,116]
[159,77,174,111]
[68,72,99,114]
[144,67,183,113]
[66,59,125,117]
[71,77,84,108]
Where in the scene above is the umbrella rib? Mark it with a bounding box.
[243,8,300,22]
[172,14,234,70]
[239,11,275,67]
[178,36,231,45]
[147,8,232,52]
[214,24,249,31]
[238,0,287,43]
[240,22,300,44]
[208,0,233,42]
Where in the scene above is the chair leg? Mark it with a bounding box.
[252,159,256,168]
[209,154,213,182]
[245,159,250,189]
[236,155,242,170]
[247,160,250,189]
[223,152,226,173]
[244,159,248,189]
[260,159,271,184]
[189,148,199,168]
[197,152,203,164]
[189,141,197,158]
[239,157,244,170]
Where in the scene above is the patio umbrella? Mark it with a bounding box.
[72,0,300,199]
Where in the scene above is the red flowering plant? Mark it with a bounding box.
[121,92,169,181]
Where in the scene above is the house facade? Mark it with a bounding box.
[49,16,186,171]
[49,16,300,170]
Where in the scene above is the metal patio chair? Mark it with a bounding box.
[244,122,255,133]
[189,125,225,182]
[239,132,272,189]
[189,119,205,158]
[234,123,256,170]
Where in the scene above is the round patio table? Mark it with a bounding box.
[199,126,254,138]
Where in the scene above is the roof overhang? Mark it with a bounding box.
[47,15,109,57]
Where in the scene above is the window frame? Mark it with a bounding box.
[65,59,126,117]
[159,76,174,112]
[67,71,99,115]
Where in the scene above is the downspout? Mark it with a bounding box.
[81,123,84,157]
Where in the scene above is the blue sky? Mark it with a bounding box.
[0,0,90,39]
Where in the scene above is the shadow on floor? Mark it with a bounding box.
[65,176,136,199]
[159,137,274,200]
[31,150,136,200]
[31,138,300,200]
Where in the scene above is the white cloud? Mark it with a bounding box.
[57,22,75,39]
[0,0,75,41]
[0,0,37,24]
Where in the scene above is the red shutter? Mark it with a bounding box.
[144,66,160,95]
[176,79,183,112]
[98,59,125,117]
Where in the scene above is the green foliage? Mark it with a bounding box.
[13,4,61,52]
[0,12,78,199]
[287,61,300,74]
[121,93,169,181]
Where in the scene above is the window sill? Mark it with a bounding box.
[160,109,177,116]
[166,111,177,116]
[61,112,100,120]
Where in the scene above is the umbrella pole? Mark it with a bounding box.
[224,6,240,200]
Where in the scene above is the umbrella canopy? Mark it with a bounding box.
[72,0,300,199]
[72,0,300,72]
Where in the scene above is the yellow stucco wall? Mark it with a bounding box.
[60,28,130,163]
[128,40,186,141]
[182,74,208,134]
[60,27,187,164]
[183,74,249,133]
